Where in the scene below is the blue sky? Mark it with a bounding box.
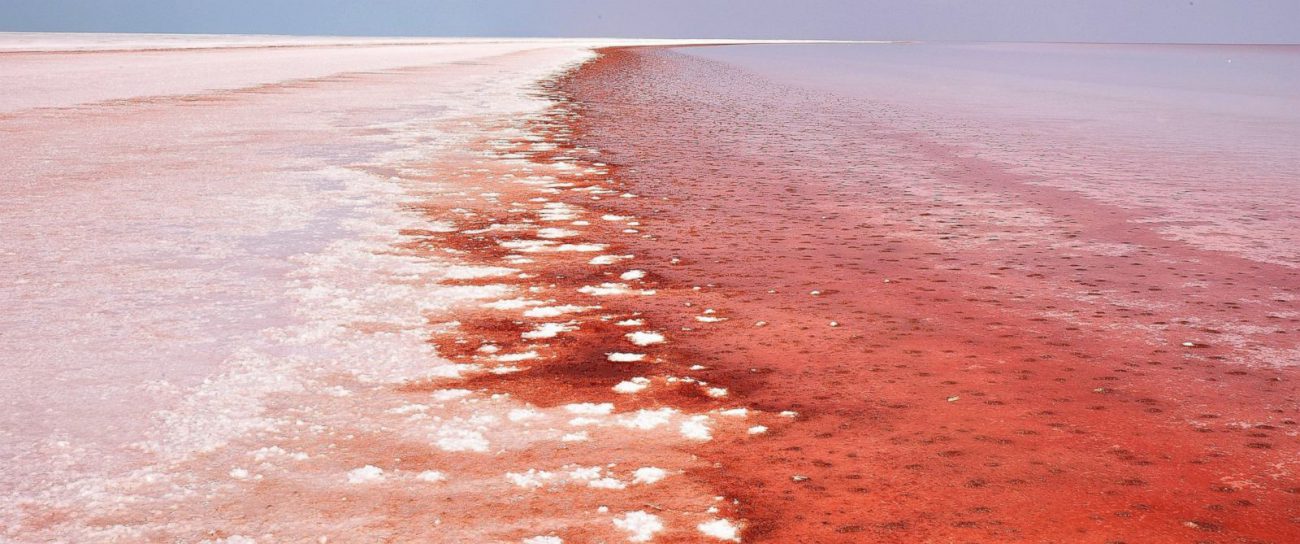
[1,0,1297,43]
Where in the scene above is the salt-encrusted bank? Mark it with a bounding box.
[0,34,789,543]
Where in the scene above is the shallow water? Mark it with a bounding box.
[559,43,1300,542]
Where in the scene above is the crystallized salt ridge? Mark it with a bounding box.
[555,243,608,252]
[524,305,595,318]
[579,283,656,296]
[589,254,634,265]
[536,227,579,238]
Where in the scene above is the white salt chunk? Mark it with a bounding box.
[432,389,473,402]
[632,467,668,485]
[626,331,665,346]
[506,469,555,489]
[508,408,544,422]
[697,518,741,541]
[436,429,489,452]
[346,465,385,484]
[416,470,447,483]
[613,377,651,394]
[524,305,593,318]
[522,322,577,339]
[537,227,578,239]
[588,477,627,490]
[556,243,607,252]
[495,351,540,362]
[564,402,614,415]
[619,408,677,430]
[613,511,664,543]
[680,416,713,441]
[590,255,630,265]
[579,283,655,296]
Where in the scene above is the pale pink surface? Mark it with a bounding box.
[0,40,539,112]
[1,34,749,543]
[688,43,1300,268]
[1,33,585,517]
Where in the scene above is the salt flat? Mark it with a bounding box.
[0,33,769,542]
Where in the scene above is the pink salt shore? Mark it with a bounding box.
[2,32,1297,544]
[0,33,759,543]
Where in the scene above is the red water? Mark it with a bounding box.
[547,47,1300,543]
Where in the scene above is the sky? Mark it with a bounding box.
[1,0,1297,44]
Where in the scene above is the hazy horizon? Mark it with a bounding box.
[1,0,1298,45]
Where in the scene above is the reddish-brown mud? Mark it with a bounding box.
[520,47,1300,543]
